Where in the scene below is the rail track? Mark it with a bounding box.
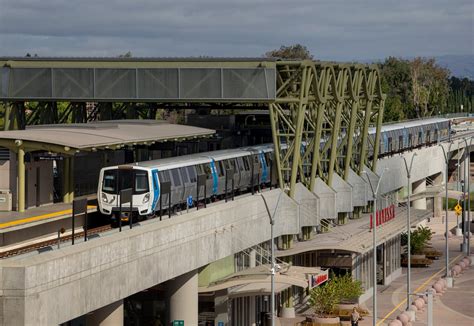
[0,224,112,259]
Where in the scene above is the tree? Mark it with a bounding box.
[410,57,450,118]
[379,57,413,121]
[265,44,313,60]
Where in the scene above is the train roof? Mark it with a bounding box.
[369,117,449,134]
[126,144,274,170]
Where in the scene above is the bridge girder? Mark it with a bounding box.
[270,61,385,197]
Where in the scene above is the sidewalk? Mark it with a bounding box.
[359,211,474,325]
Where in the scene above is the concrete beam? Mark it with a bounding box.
[0,189,299,325]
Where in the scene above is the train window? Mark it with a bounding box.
[217,161,225,177]
[201,164,212,180]
[264,152,272,164]
[159,170,171,183]
[387,137,392,152]
[102,170,117,193]
[398,136,403,150]
[418,131,422,143]
[171,169,181,185]
[196,164,204,175]
[237,157,245,171]
[253,155,259,164]
[426,130,431,142]
[186,166,197,183]
[242,157,250,171]
[179,167,189,183]
[134,170,149,194]
[434,129,439,141]
[408,134,413,147]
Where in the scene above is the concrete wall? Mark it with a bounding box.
[377,145,446,196]
[0,189,300,326]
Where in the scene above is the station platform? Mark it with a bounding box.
[0,196,97,247]
[0,200,96,229]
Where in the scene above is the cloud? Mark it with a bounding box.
[0,0,472,60]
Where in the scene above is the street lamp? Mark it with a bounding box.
[261,192,283,326]
[461,137,473,255]
[362,168,387,326]
[402,153,417,309]
[439,141,454,287]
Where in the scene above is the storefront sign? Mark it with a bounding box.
[308,270,329,289]
[370,204,395,229]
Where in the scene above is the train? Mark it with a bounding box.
[98,117,451,224]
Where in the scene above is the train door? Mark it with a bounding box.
[169,169,184,206]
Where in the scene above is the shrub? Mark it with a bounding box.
[333,273,364,304]
[309,280,339,317]
[309,274,364,316]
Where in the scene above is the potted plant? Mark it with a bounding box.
[308,280,341,325]
[333,274,366,318]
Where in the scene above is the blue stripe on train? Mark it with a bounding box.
[151,169,160,211]
[210,160,218,194]
[259,152,268,183]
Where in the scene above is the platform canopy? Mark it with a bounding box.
[0,120,215,154]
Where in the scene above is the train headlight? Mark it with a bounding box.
[142,193,150,204]
[102,193,109,203]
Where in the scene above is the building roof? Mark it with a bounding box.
[0,120,214,154]
[198,265,327,297]
[276,207,432,256]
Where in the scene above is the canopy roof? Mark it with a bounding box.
[0,120,214,154]
[199,265,327,298]
[276,207,432,256]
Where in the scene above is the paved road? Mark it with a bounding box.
[359,211,474,326]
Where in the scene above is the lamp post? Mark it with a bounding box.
[461,137,473,255]
[261,192,283,326]
[363,168,387,326]
[439,142,454,287]
[402,153,417,309]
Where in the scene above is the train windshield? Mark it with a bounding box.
[102,169,149,194]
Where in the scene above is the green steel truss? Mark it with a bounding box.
[270,61,385,197]
[0,60,385,199]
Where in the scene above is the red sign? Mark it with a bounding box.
[370,204,395,229]
[309,271,329,289]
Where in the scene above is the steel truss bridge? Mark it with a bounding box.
[0,57,385,197]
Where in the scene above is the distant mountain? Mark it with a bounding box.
[435,55,474,80]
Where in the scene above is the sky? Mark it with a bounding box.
[0,0,472,61]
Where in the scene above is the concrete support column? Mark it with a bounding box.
[86,299,124,326]
[17,147,25,212]
[249,249,257,268]
[63,157,70,203]
[168,270,198,325]
[433,173,443,218]
[412,178,427,210]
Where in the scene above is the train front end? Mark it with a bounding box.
[98,166,154,224]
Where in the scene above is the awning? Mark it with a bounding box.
[0,120,214,154]
[199,265,328,298]
[276,207,432,256]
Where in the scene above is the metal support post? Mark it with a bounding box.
[439,142,454,286]
[402,153,417,309]
[427,289,434,326]
[363,168,387,326]
[69,156,75,202]
[17,146,25,212]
